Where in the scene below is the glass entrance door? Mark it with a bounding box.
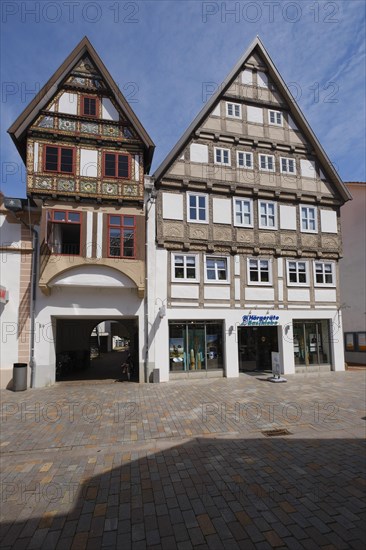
[293,321,331,366]
[238,326,278,371]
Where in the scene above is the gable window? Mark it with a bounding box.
[187,193,208,223]
[287,260,309,286]
[258,200,277,229]
[280,157,296,174]
[226,102,241,118]
[237,151,253,169]
[314,262,335,286]
[247,258,272,285]
[214,147,231,166]
[259,154,275,172]
[172,254,199,282]
[103,152,130,179]
[301,206,317,232]
[268,110,283,126]
[81,95,98,117]
[47,210,81,255]
[108,215,135,258]
[205,257,229,283]
[233,198,253,227]
[44,146,74,174]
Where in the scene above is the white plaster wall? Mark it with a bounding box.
[212,198,231,224]
[34,142,39,172]
[300,159,316,179]
[247,106,263,124]
[0,250,21,380]
[320,210,338,233]
[234,256,240,276]
[162,193,183,220]
[242,69,253,85]
[190,143,208,163]
[204,286,230,300]
[245,287,275,301]
[58,92,77,115]
[49,265,136,288]
[86,211,93,258]
[80,149,98,178]
[134,155,140,181]
[211,103,221,116]
[171,285,199,299]
[257,72,268,88]
[288,116,298,131]
[0,214,21,245]
[101,98,119,121]
[287,289,310,302]
[280,205,297,230]
[96,213,103,259]
[314,289,337,302]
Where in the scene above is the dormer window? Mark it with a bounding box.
[44,146,74,174]
[81,95,98,117]
[103,152,130,179]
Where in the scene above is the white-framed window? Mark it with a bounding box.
[258,200,277,229]
[268,110,283,126]
[280,157,296,175]
[226,102,241,119]
[259,154,275,172]
[214,147,231,166]
[187,193,208,223]
[300,205,317,233]
[171,253,199,283]
[286,260,309,286]
[314,261,336,286]
[237,151,253,169]
[205,256,229,283]
[247,258,272,285]
[233,198,253,227]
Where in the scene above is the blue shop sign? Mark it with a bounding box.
[241,314,279,326]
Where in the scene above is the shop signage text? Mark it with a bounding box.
[241,314,279,326]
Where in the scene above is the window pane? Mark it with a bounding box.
[207,269,216,280]
[45,147,58,171]
[186,268,196,279]
[53,211,66,222]
[198,196,205,208]
[110,216,121,226]
[122,229,134,256]
[189,195,196,208]
[289,272,297,283]
[175,268,184,278]
[198,209,206,221]
[174,256,184,266]
[105,153,116,177]
[206,259,215,269]
[299,273,306,283]
[261,271,269,282]
[186,256,196,266]
[68,212,80,223]
[123,216,135,227]
[245,154,252,167]
[238,153,244,166]
[260,156,266,169]
[217,259,226,270]
[109,228,120,256]
[268,157,273,170]
[190,207,196,220]
[84,97,96,116]
[324,264,332,272]
[218,270,227,280]
[325,274,333,283]
[298,263,306,272]
[118,155,129,178]
[316,274,323,283]
[60,149,73,173]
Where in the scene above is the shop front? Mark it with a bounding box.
[292,319,332,369]
[169,321,224,374]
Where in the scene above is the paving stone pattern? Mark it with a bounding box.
[1,371,365,549]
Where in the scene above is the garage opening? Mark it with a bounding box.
[55,318,139,382]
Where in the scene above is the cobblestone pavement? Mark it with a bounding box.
[1,371,365,549]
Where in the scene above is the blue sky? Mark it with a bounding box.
[1,0,365,197]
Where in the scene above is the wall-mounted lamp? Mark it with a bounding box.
[158,305,166,319]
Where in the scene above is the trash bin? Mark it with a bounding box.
[13,363,27,391]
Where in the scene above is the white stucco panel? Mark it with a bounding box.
[0,215,21,246]
[49,266,136,288]
[211,103,221,117]
[101,98,119,121]
[288,115,298,131]
[287,289,310,302]
[247,106,263,124]
[314,289,337,302]
[34,142,39,172]
[86,211,93,258]
[58,92,77,115]
[213,198,231,225]
[190,143,209,163]
[257,71,268,88]
[245,287,275,301]
[80,149,98,178]
[241,69,253,85]
[171,285,199,299]
[204,286,231,300]
[320,210,338,233]
[300,159,316,179]
[280,205,297,230]
[162,193,183,221]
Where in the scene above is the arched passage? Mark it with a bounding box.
[55,317,139,382]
